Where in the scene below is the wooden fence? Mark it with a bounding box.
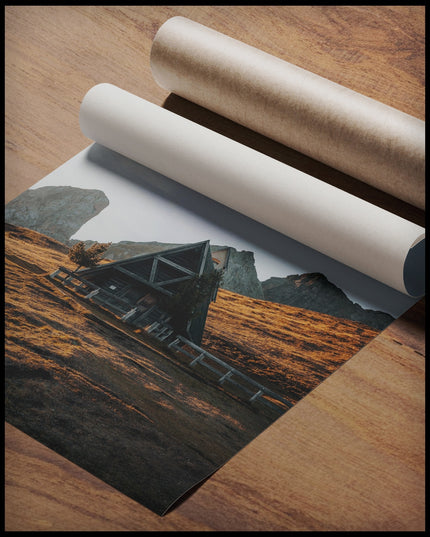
[51,266,291,414]
[168,335,292,413]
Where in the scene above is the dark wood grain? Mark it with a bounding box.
[5,5,425,531]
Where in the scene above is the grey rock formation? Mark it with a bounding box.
[103,241,181,260]
[5,186,109,244]
[262,273,394,330]
[213,247,264,299]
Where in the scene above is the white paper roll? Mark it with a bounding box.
[150,16,425,210]
[79,83,425,296]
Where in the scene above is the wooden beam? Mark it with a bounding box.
[149,258,158,283]
[158,275,193,287]
[199,241,211,276]
[156,255,195,276]
[112,265,172,296]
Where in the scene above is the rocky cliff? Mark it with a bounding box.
[262,273,394,330]
[211,246,264,299]
[5,186,109,245]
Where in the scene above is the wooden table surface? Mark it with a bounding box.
[5,6,425,531]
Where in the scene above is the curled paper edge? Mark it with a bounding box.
[79,83,425,297]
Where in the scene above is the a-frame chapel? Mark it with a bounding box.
[51,240,229,345]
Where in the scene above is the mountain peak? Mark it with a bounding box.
[262,272,393,331]
[287,272,328,288]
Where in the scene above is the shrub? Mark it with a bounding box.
[68,241,111,271]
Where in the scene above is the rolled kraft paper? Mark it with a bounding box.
[150,16,425,210]
[79,83,425,296]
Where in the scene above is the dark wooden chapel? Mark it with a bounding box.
[51,241,229,345]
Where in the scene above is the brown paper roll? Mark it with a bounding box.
[150,16,425,210]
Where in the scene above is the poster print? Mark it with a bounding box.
[5,144,414,515]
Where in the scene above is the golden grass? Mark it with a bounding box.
[202,288,379,404]
[5,224,280,513]
[4,222,382,513]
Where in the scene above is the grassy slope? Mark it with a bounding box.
[5,225,275,514]
[203,289,378,405]
[5,223,379,513]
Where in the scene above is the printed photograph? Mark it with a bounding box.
[5,146,406,515]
